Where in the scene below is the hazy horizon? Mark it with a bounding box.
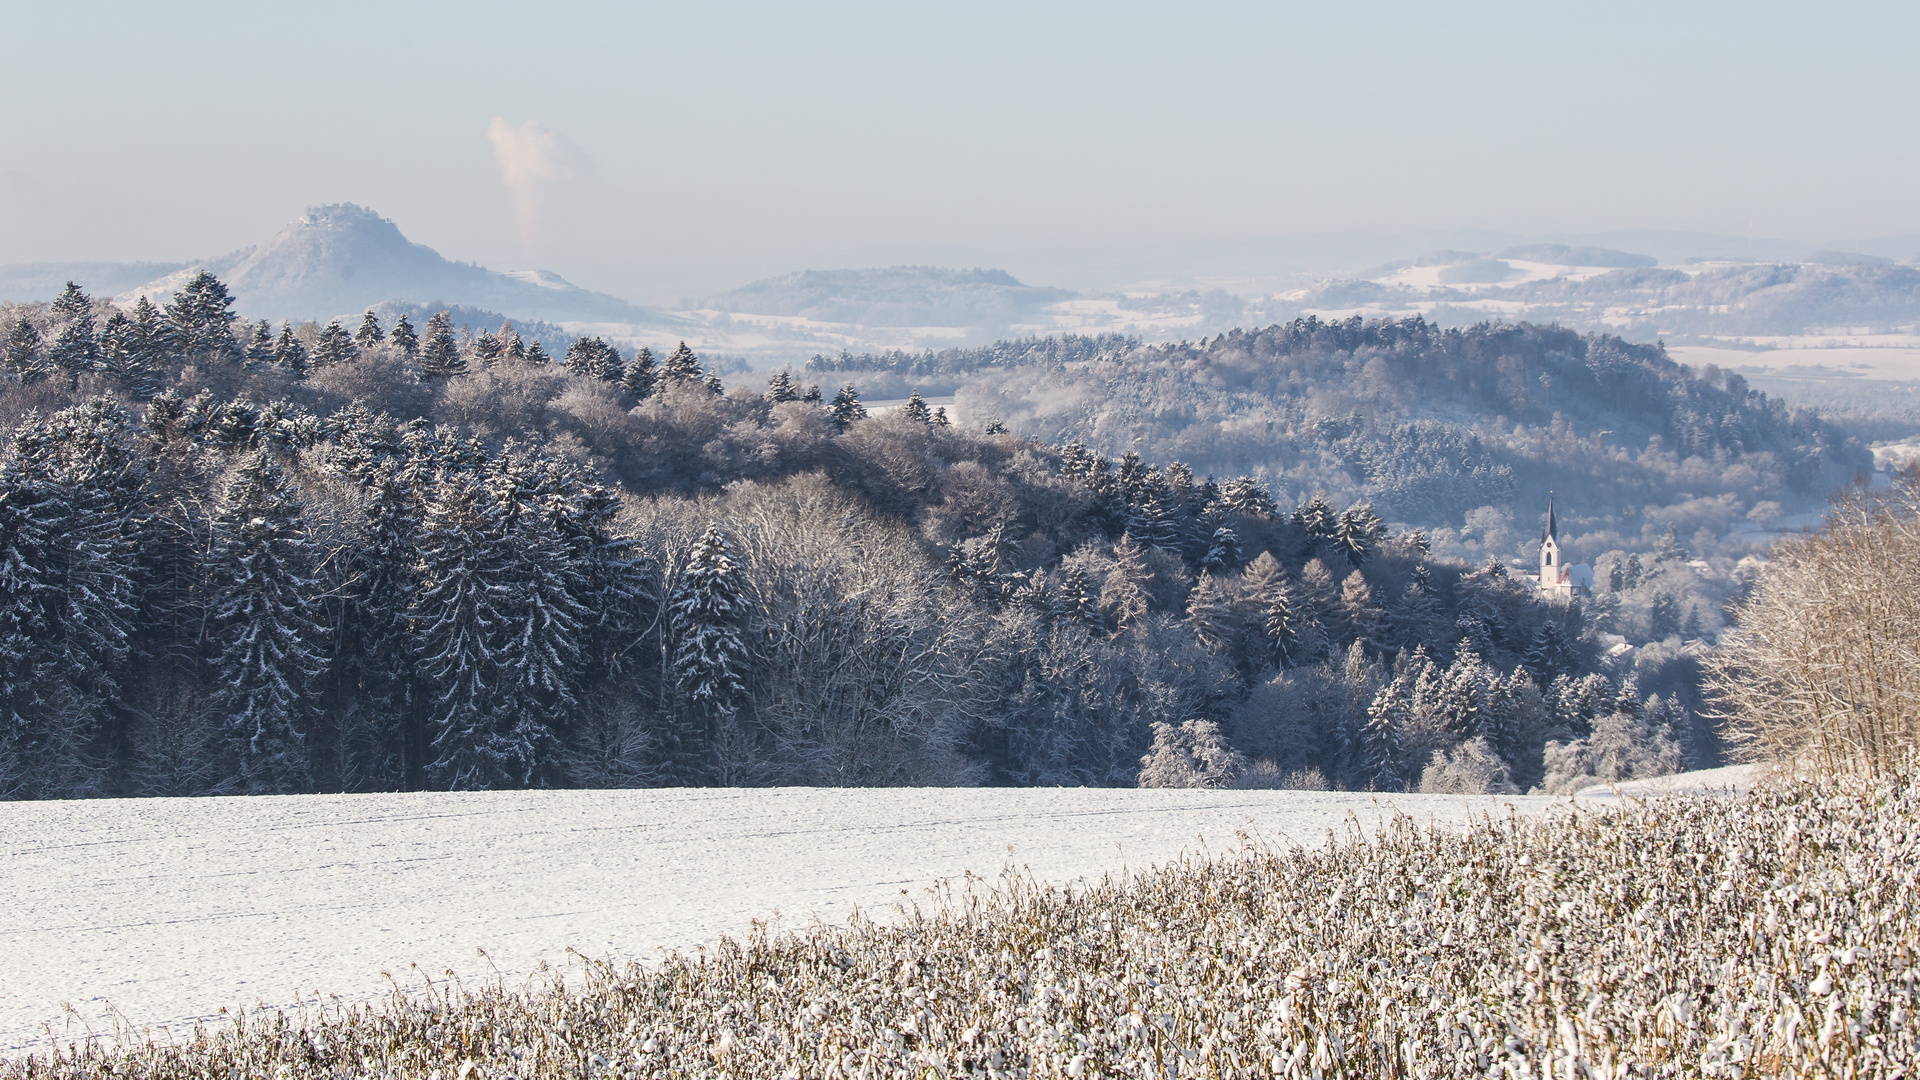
[4,2,1918,303]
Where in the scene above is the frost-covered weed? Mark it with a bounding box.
[9,774,1917,1079]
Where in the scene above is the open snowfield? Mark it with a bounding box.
[0,777,1754,1055]
[0,786,1587,1053]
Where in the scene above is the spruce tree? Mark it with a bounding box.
[312,321,358,367]
[523,340,549,365]
[164,272,241,362]
[44,282,100,376]
[1333,503,1385,568]
[662,341,703,383]
[354,310,385,349]
[272,321,310,375]
[1361,669,1410,792]
[829,384,866,430]
[498,321,523,362]
[763,370,797,403]
[901,391,931,424]
[389,313,420,358]
[207,452,326,794]
[417,312,464,378]
[668,524,751,782]
[1057,565,1103,629]
[470,330,504,368]
[244,320,276,365]
[620,346,657,399]
[3,317,43,383]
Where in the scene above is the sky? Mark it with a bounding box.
[2,1,1917,299]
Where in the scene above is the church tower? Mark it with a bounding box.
[1540,493,1562,587]
[1536,493,1591,597]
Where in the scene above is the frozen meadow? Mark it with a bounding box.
[0,782,1724,1053]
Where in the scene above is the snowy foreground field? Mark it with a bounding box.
[0,781,1720,1053]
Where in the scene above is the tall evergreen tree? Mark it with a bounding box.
[764,370,798,403]
[829,384,867,430]
[163,272,241,362]
[417,312,464,378]
[207,452,326,794]
[312,321,357,367]
[662,341,703,383]
[523,340,550,365]
[498,321,524,362]
[901,391,932,424]
[354,310,385,349]
[1362,666,1411,792]
[1185,571,1232,650]
[244,321,276,365]
[389,313,419,358]
[620,346,656,399]
[272,322,310,375]
[668,524,751,782]
[3,317,43,383]
[44,282,100,376]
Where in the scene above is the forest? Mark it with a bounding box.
[809,316,1868,566]
[0,277,1788,797]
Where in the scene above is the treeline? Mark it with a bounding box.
[0,276,1701,796]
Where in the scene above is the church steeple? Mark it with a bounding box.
[1543,492,1558,543]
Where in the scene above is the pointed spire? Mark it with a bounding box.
[1544,492,1558,543]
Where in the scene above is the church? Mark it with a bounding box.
[1537,495,1593,598]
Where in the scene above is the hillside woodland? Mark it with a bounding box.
[0,278,1828,798]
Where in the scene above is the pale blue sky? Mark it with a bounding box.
[2,1,1915,294]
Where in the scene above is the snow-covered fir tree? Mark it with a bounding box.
[353,311,385,349]
[208,452,326,794]
[417,312,464,378]
[668,524,751,782]
[163,271,241,362]
[388,313,419,358]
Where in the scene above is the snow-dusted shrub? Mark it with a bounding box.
[1233,761,1330,790]
[1416,735,1520,794]
[1135,718,1244,788]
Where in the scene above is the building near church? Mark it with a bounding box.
[1537,495,1593,598]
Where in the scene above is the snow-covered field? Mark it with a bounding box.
[0,782,1737,1054]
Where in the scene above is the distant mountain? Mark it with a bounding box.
[702,266,1074,329]
[0,261,192,303]
[114,204,664,325]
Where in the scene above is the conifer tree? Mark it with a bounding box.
[498,322,523,361]
[389,313,419,358]
[312,321,357,367]
[620,346,656,399]
[1334,504,1385,567]
[207,452,326,794]
[414,473,517,788]
[764,370,797,403]
[1057,565,1103,629]
[354,310,385,349]
[272,322,310,375]
[44,282,100,376]
[164,272,241,362]
[244,321,276,365]
[523,340,549,365]
[703,373,725,394]
[829,384,866,430]
[470,330,504,368]
[669,524,751,782]
[1340,569,1384,645]
[662,341,703,383]
[3,317,43,383]
[901,391,931,424]
[1362,668,1410,792]
[417,312,464,378]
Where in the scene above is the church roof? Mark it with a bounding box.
[1543,494,1558,543]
